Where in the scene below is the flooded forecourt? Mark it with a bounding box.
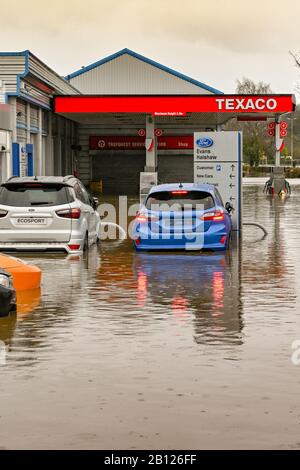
[0,180,300,450]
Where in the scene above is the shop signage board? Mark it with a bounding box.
[194,132,242,231]
[90,135,193,151]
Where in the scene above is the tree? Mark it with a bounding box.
[236,77,272,95]
[289,51,300,95]
[225,77,274,166]
[289,51,300,68]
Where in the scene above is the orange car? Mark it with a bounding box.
[0,254,41,291]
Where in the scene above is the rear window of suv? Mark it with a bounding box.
[0,184,74,207]
[146,190,215,211]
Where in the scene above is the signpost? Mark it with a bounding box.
[194,131,242,231]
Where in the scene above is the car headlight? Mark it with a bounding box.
[0,274,11,289]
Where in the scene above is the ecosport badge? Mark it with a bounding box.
[196,138,214,148]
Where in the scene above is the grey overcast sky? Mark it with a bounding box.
[1,0,300,95]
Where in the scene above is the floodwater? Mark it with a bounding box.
[1,180,300,450]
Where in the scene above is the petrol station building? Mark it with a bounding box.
[0,48,296,195]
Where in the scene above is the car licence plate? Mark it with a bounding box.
[173,218,194,226]
[15,217,47,225]
[163,218,194,228]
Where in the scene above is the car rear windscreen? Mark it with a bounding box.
[145,191,215,211]
[0,184,74,207]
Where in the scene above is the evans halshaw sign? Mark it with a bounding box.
[194,131,242,232]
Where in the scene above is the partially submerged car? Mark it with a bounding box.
[133,183,232,251]
[0,176,100,254]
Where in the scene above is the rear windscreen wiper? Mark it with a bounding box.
[30,202,52,206]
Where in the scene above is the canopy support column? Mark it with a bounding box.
[144,115,157,172]
[275,117,281,167]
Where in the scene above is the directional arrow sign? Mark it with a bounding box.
[194,131,242,231]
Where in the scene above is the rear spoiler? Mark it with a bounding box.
[1,182,72,188]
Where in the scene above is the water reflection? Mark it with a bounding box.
[89,237,243,346]
[134,248,243,345]
[242,186,297,311]
[0,250,101,367]
[17,289,41,317]
[0,313,17,348]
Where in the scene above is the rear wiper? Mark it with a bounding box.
[30,202,51,206]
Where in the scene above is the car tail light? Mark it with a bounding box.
[171,190,188,195]
[0,209,8,218]
[135,213,148,223]
[201,210,225,222]
[135,212,159,223]
[135,237,141,246]
[68,244,81,251]
[56,208,81,219]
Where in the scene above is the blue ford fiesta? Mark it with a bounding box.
[133,183,232,251]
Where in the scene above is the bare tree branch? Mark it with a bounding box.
[289,50,300,68]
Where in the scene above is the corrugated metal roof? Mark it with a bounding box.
[28,52,79,95]
[0,50,79,106]
[66,48,223,95]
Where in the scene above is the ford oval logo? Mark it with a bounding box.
[196,138,214,148]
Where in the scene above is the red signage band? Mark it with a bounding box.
[89,136,194,151]
[55,95,295,114]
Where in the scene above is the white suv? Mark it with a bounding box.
[0,176,101,254]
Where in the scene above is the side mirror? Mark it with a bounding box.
[225,202,234,214]
[92,197,99,210]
